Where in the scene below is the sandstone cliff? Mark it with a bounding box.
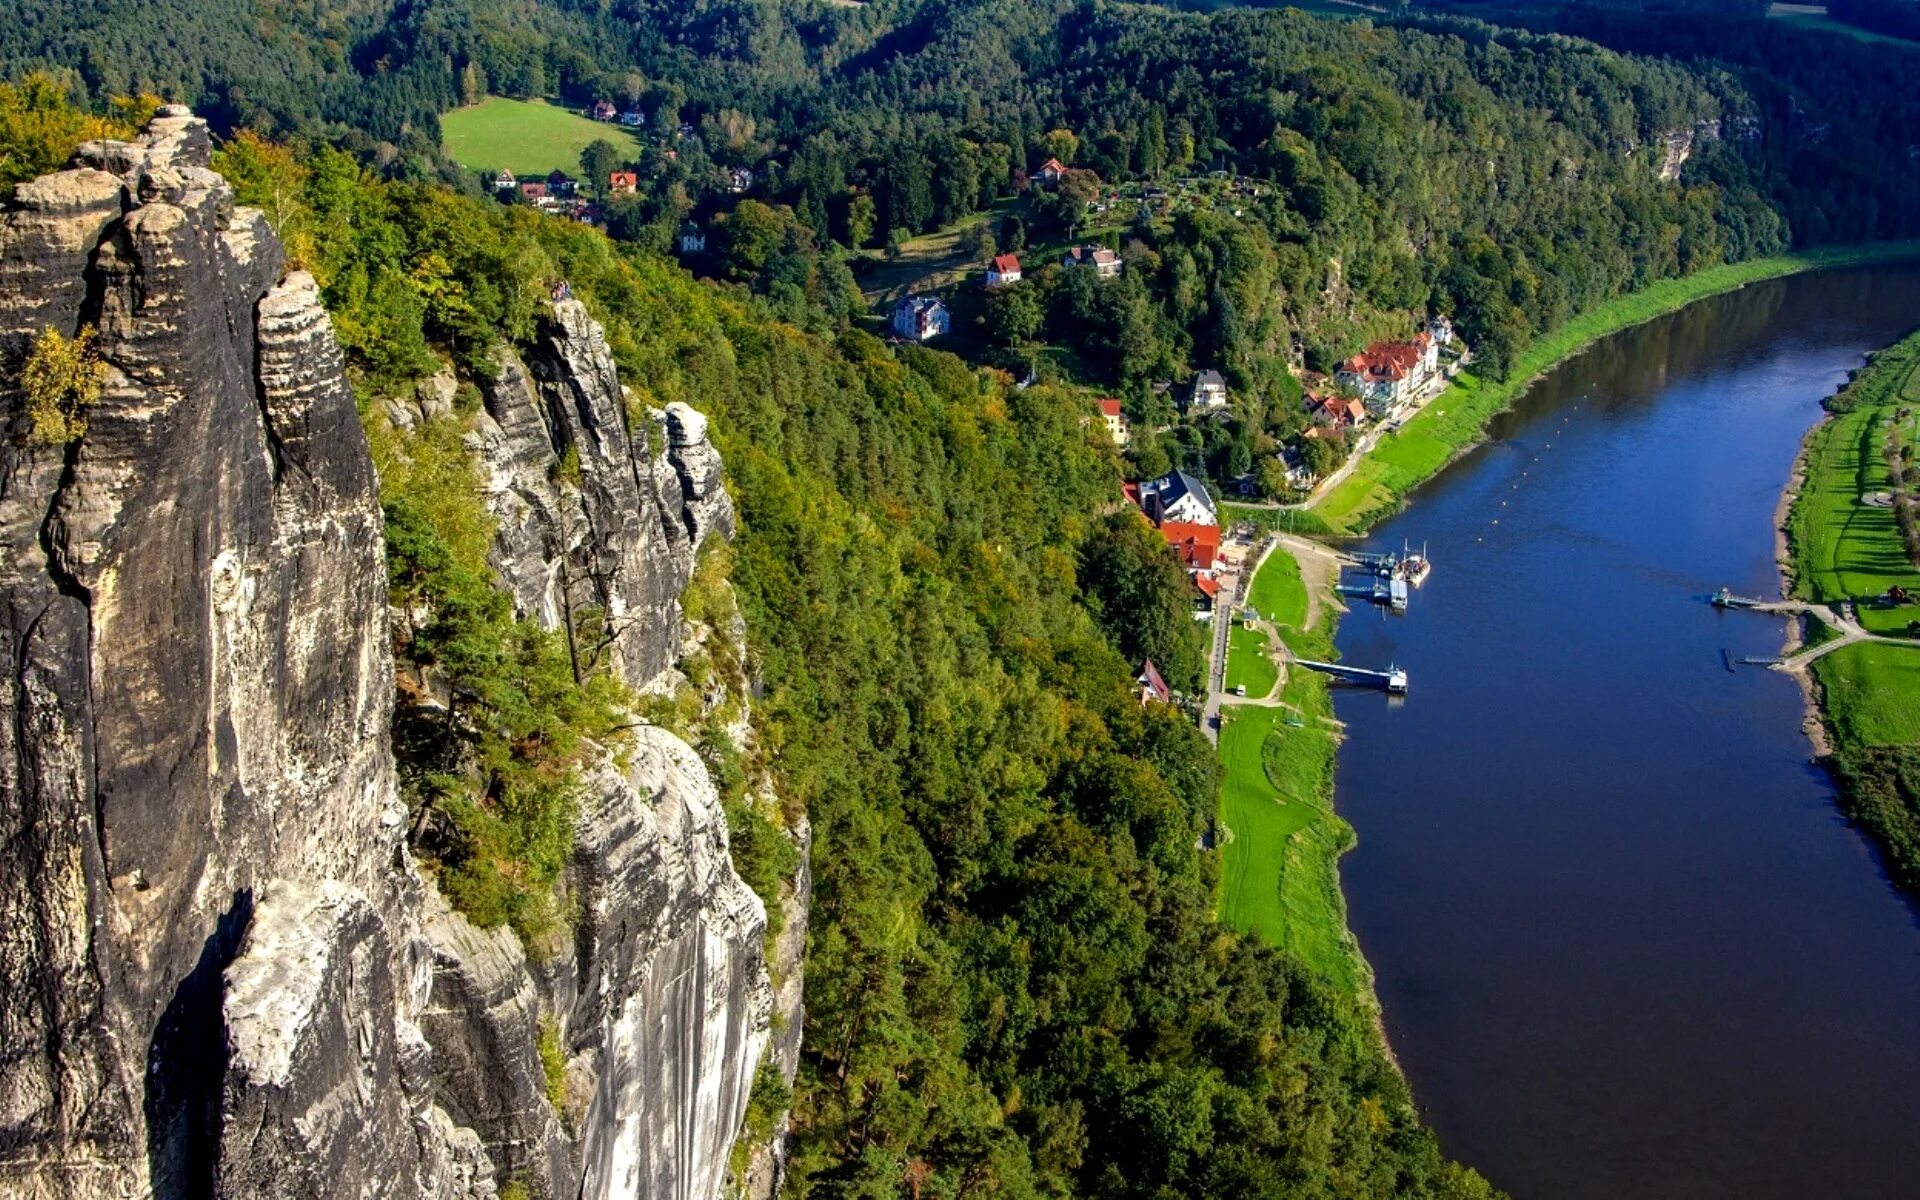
[0,107,790,1200]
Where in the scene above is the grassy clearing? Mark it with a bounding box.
[441,97,642,177]
[1226,623,1279,696]
[1313,242,1920,534]
[1246,544,1308,628]
[1217,546,1360,992]
[1220,502,1340,539]
[1814,644,1920,747]
[1217,678,1357,992]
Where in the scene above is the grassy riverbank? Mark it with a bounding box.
[1216,546,1367,991]
[1785,325,1920,890]
[1314,242,1920,534]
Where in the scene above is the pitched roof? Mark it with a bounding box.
[1039,157,1066,173]
[1159,521,1221,571]
[1140,470,1217,520]
[1098,398,1123,417]
[1138,659,1170,701]
[1195,575,1221,598]
[1195,369,1226,389]
[991,253,1021,274]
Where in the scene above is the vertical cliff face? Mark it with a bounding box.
[0,109,788,1200]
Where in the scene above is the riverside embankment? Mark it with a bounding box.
[1320,264,1920,1199]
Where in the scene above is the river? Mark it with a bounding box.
[1331,265,1920,1200]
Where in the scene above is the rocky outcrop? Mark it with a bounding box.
[0,107,786,1200]
[432,295,779,1199]
[466,302,733,694]
[0,107,464,1198]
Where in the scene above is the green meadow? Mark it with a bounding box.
[1216,546,1360,993]
[441,97,642,177]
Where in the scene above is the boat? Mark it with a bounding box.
[1397,540,1433,587]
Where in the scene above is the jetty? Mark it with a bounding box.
[1294,659,1409,693]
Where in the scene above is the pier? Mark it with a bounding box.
[1294,659,1409,693]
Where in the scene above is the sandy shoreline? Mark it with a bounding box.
[1774,406,1835,759]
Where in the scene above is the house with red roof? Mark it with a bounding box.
[1305,391,1367,430]
[608,171,639,195]
[986,253,1022,287]
[592,100,618,121]
[1097,397,1128,447]
[1336,331,1440,413]
[1158,521,1221,576]
[1036,157,1067,186]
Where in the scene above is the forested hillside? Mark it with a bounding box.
[0,90,1478,1196]
[10,0,1920,393]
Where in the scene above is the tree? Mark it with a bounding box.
[984,284,1044,346]
[580,139,621,199]
[1000,213,1028,253]
[1037,128,1079,167]
[845,190,876,248]
[458,61,487,107]
[959,221,997,263]
[1078,512,1207,692]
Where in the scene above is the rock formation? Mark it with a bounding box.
[0,107,786,1200]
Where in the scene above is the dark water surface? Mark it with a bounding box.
[1333,266,1920,1200]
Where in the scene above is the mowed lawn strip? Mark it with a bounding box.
[1247,544,1308,627]
[1814,644,1920,747]
[1216,678,1357,993]
[441,97,643,177]
[1315,242,1920,534]
[1226,624,1279,697]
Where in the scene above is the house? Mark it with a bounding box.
[1189,369,1228,412]
[1305,392,1366,430]
[608,171,639,195]
[677,121,695,138]
[1137,659,1171,704]
[1036,157,1067,185]
[619,109,646,128]
[518,181,550,202]
[1278,447,1314,489]
[1097,398,1128,447]
[592,100,617,122]
[1159,521,1221,576]
[678,222,707,255]
[892,294,950,342]
[1138,469,1217,526]
[1335,332,1438,413]
[727,166,754,194]
[1193,574,1221,616]
[1063,245,1122,278]
[492,169,516,192]
[1427,313,1455,347]
[986,253,1022,287]
[546,170,576,197]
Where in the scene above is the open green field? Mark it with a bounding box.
[1767,3,1920,46]
[1216,546,1361,992]
[441,97,642,177]
[1247,545,1308,627]
[1226,624,1279,696]
[1788,332,1920,634]
[1814,644,1920,747]
[1216,679,1357,992]
[1312,242,1920,534]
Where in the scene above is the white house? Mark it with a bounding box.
[1189,369,1228,411]
[1098,398,1128,447]
[1064,245,1122,278]
[1036,157,1067,186]
[727,166,754,194]
[678,222,707,255]
[892,294,950,342]
[1138,469,1217,526]
[986,253,1022,287]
